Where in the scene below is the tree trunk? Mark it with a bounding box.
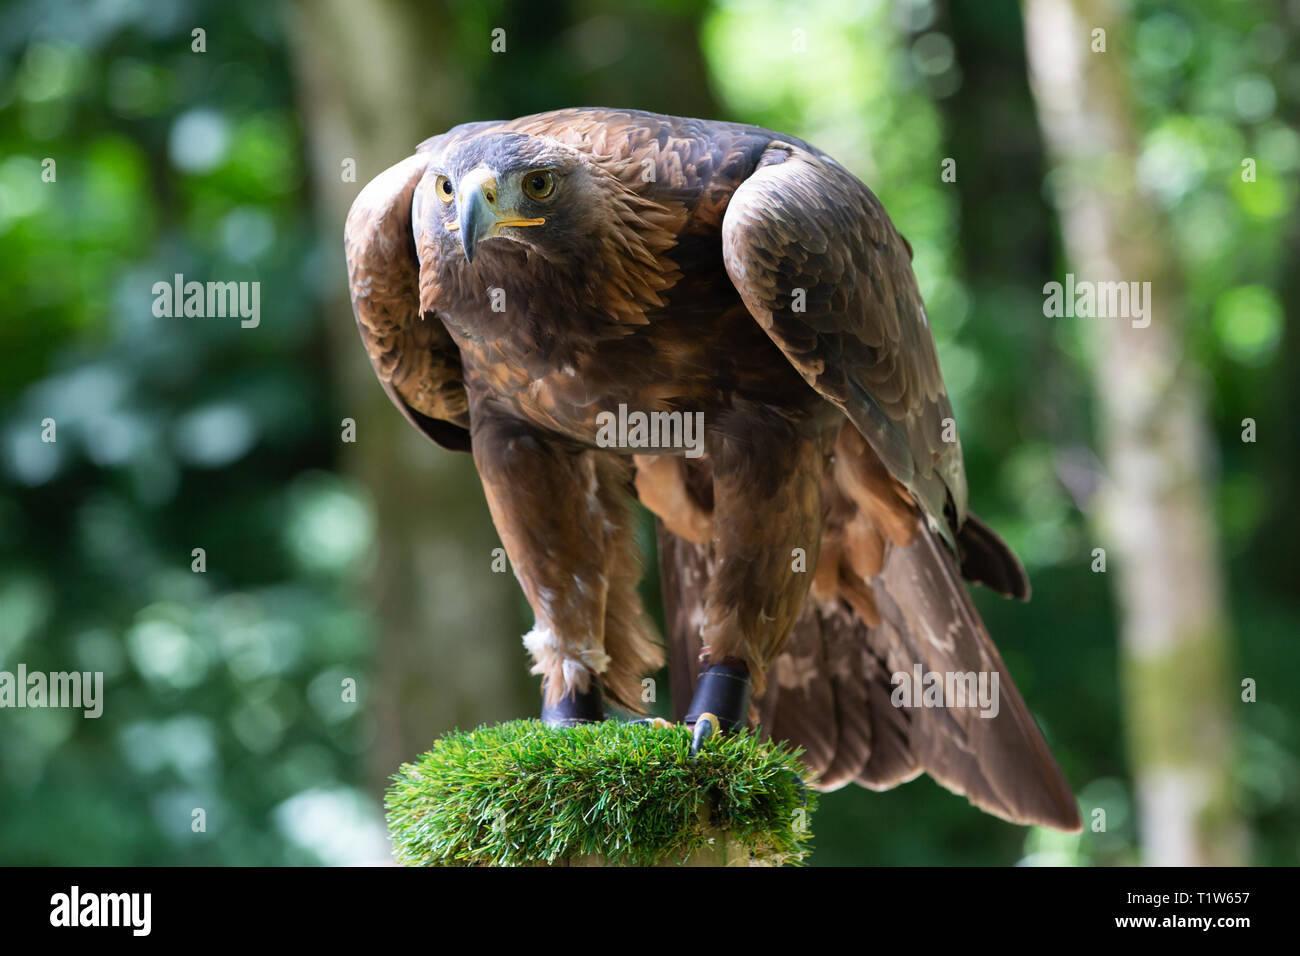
[1022,0,1245,864]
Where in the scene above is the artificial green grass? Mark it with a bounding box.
[386,719,816,866]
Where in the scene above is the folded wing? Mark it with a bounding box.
[344,153,471,452]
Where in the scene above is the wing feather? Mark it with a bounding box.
[721,142,967,540]
[344,154,471,451]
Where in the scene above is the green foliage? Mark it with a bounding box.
[0,0,380,865]
[386,720,816,866]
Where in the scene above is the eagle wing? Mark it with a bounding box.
[721,141,966,540]
[344,153,471,452]
[699,137,1077,829]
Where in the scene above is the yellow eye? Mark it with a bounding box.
[435,175,454,204]
[522,169,556,201]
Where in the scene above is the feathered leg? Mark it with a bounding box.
[683,407,829,742]
[470,398,661,721]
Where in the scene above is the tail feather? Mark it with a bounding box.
[859,525,1080,830]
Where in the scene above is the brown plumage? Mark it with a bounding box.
[344,107,1081,832]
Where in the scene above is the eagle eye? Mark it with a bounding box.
[435,175,454,204]
[522,169,556,201]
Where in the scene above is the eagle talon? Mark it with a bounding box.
[690,712,719,755]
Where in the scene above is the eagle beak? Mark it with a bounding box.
[455,168,546,263]
[457,169,498,263]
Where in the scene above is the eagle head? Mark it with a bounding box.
[415,125,684,323]
[424,132,593,264]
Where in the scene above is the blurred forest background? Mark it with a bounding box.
[0,0,1296,866]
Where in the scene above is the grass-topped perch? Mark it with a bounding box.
[386,719,816,866]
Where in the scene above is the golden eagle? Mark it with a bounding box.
[344,108,1081,831]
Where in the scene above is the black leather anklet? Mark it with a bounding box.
[684,660,751,732]
[541,679,605,726]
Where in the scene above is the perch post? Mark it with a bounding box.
[386,719,816,867]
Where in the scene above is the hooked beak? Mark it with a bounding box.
[453,168,545,263]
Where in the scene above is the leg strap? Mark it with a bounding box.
[684,660,751,732]
[541,679,605,726]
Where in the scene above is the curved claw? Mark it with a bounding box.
[690,712,719,756]
[629,717,674,730]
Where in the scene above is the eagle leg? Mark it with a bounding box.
[470,399,663,715]
[698,409,828,699]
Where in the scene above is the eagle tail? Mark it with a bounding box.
[659,517,1081,833]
